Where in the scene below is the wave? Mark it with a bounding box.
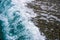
[0,0,45,40]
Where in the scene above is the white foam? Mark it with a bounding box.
[1,0,46,40]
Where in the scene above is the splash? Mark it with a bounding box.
[0,0,45,40]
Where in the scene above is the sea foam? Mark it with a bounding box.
[0,0,45,40]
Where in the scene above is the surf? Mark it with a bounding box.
[0,0,45,40]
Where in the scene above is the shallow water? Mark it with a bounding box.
[27,0,60,40]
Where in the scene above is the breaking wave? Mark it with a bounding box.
[0,0,45,40]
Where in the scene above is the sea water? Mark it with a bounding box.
[0,0,45,40]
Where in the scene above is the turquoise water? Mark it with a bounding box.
[0,0,45,40]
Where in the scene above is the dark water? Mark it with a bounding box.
[27,0,60,40]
